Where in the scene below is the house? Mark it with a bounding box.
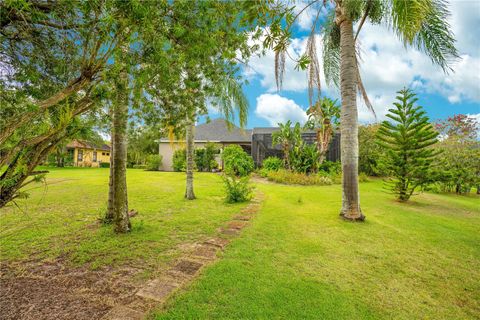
[66,140,111,167]
[158,119,251,171]
[158,119,340,171]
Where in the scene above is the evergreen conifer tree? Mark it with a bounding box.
[377,88,439,201]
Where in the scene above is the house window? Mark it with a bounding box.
[77,150,83,162]
[106,153,110,156]
[102,152,105,156]
[93,151,97,162]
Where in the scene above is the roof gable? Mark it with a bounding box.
[160,119,251,143]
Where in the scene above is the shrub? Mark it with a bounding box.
[359,172,370,182]
[318,160,341,175]
[145,154,162,171]
[99,162,110,168]
[209,159,219,171]
[359,124,388,176]
[262,156,283,172]
[267,169,333,186]
[222,145,254,177]
[195,142,219,172]
[172,148,186,172]
[222,175,253,203]
[132,164,147,169]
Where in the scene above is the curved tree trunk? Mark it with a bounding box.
[336,3,365,221]
[111,70,130,233]
[0,75,92,147]
[185,113,196,200]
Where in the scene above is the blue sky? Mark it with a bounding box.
[207,0,480,129]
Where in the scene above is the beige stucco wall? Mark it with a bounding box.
[159,142,208,171]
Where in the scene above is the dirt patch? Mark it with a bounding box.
[172,260,203,276]
[0,260,146,320]
[204,237,229,249]
[227,221,248,230]
[191,245,218,260]
[233,215,252,221]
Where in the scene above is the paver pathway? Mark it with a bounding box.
[101,191,264,319]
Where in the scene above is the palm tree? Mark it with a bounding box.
[270,0,458,221]
[306,97,340,164]
[272,120,303,170]
[184,76,249,200]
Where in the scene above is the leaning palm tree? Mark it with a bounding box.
[184,75,250,200]
[268,0,458,221]
[306,97,340,164]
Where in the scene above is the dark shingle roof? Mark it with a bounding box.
[160,118,251,143]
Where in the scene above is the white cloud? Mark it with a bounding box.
[246,2,480,123]
[450,0,480,56]
[255,93,307,126]
[467,113,480,138]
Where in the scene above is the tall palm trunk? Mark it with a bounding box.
[185,113,196,200]
[336,3,365,221]
[111,70,131,233]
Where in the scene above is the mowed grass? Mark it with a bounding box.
[1,169,479,319]
[153,180,480,320]
[0,167,246,272]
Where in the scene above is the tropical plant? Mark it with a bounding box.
[262,157,283,172]
[265,0,458,220]
[222,145,254,177]
[222,175,253,203]
[272,120,302,170]
[377,88,439,201]
[305,97,340,164]
[290,143,321,174]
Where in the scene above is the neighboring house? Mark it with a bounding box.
[66,140,111,168]
[158,119,341,171]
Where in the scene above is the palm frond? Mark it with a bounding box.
[216,77,249,128]
[389,0,458,72]
[305,7,323,107]
[356,61,376,118]
[391,0,431,43]
[322,12,340,88]
[413,0,459,72]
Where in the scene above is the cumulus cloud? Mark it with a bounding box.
[255,93,308,126]
[246,1,480,123]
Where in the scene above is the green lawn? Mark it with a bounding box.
[0,167,246,272]
[1,168,479,319]
[153,179,480,319]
